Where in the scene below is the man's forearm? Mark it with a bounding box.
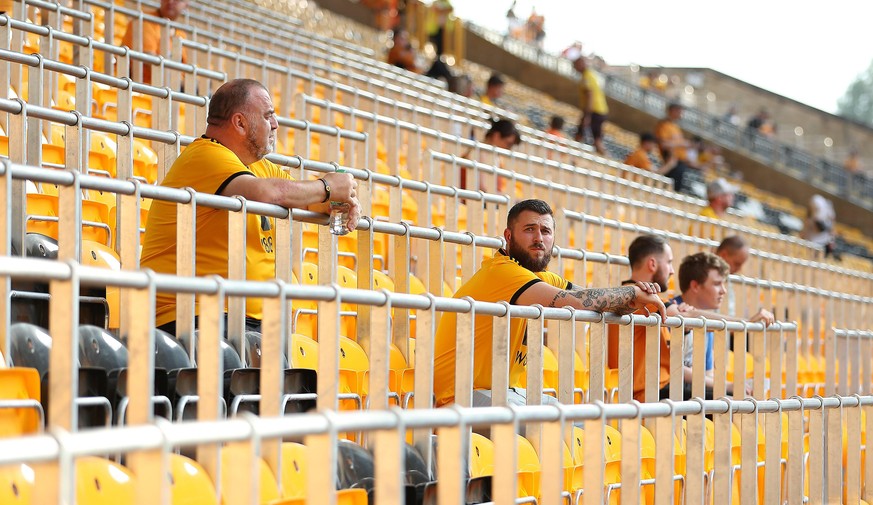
[547,286,637,314]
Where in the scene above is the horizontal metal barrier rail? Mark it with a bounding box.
[0,47,223,102]
[0,394,868,504]
[131,0,601,157]
[561,207,873,295]
[0,12,224,80]
[831,329,873,396]
[298,93,671,192]
[5,5,676,199]
[561,208,864,280]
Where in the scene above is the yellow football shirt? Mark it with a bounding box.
[580,69,609,115]
[432,250,571,406]
[141,137,293,327]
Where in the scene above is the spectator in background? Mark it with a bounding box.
[701,178,737,220]
[716,235,750,318]
[624,132,677,175]
[573,56,608,155]
[640,69,667,94]
[802,194,838,257]
[716,235,750,275]
[526,8,545,50]
[723,105,741,127]
[654,102,696,192]
[505,0,522,41]
[426,0,453,56]
[120,0,189,85]
[844,149,861,173]
[546,115,565,138]
[460,119,521,194]
[746,108,771,134]
[479,73,506,107]
[387,29,419,73]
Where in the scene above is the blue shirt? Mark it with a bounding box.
[671,295,714,371]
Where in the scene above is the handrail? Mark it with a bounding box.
[0,15,226,80]
[0,394,866,464]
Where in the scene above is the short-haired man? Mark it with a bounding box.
[716,235,750,317]
[607,235,676,402]
[121,0,189,84]
[673,252,773,397]
[480,73,506,107]
[716,235,749,275]
[432,200,665,408]
[141,79,360,337]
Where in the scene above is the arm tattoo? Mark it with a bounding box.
[548,286,637,314]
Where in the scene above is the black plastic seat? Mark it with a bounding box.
[8,322,53,378]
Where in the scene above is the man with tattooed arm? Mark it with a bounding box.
[432,199,665,408]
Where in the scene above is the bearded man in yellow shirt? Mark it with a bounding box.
[141,79,360,337]
[432,199,666,409]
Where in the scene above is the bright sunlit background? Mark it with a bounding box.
[452,1,873,114]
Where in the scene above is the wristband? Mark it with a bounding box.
[318,178,331,203]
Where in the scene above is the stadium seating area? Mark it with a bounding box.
[0,0,872,504]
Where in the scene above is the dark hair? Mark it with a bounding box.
[640,132,656,144]
[487,73,505,88]
[678,252,729,293]
[627,234,667,268]
[667,102,683,112]
[207,79,268,126]
[716,235,746,254]
[507,199,553,228]
[486,119,521,146]
[549,115,565,130]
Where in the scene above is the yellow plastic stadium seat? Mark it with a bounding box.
[25,193,59,239]
[88,132,118,177]
[469,433,495,478]
[516,435,541,499]
[0,463,34,503]
[0,368,41,437]
[220,445,280,505]
[339,337,369,412]
[289,334,319,370]
[168,454,217,505]
[337,266,358,338]
[280,443,308,499]
[81,199,112,245]
[133,139,159,183]
[76,457,135,504]
[603,425,623,505]
[292,262,319,338]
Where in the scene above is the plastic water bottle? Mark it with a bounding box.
[329,169,351,236]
